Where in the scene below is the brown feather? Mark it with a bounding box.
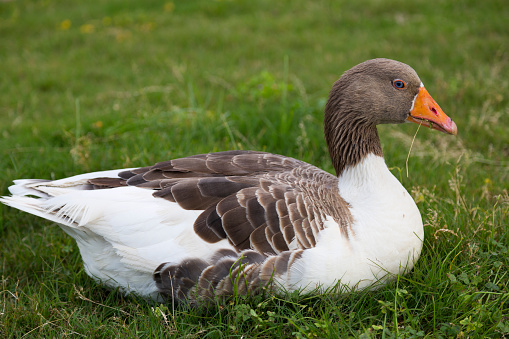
[193,206,224,243]
[221,207,254,246]
[271,232,289,252]
[197,177,254,199]
[216,195,241,217]
[244,195,267,229]
[88,177,127,189]
[250,224,277,255]
[256,191,280,235]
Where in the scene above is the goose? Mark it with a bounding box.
[1,59,457,304]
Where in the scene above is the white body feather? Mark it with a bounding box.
[1,170,234,299]
[284,154,423,292]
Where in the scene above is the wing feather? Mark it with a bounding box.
[90,151,353,254]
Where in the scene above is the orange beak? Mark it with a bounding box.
[406,86,457,135]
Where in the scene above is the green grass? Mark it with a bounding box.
[1,0,508,337]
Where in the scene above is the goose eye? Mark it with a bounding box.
[392,79,407,89]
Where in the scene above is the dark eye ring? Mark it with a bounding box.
[392,79,407,89]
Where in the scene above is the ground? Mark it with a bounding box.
[0,0,508,337]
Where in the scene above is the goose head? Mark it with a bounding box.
[324,58,457,175]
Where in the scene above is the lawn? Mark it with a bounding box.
[1,0,508,337]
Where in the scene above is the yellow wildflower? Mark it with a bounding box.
[80,24,95,34]
[59,19,71,30]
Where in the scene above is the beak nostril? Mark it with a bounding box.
[429,106,438,116]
